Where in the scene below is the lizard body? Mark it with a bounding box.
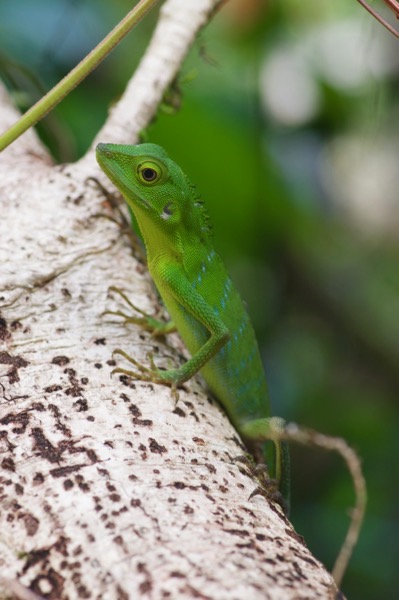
[96,142,289,501]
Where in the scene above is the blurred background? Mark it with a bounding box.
[1,0,398,597]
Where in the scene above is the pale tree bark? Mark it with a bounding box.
[0,1,341,598]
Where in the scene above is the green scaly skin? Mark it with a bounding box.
[96,143,290,507]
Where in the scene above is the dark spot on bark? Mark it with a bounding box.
[135,418,153,427]
[31,568,65,598]
[1,457,15,471]
[33,472,44,485]
[172,406,185,417]
[52,356,70,366]
[223,528,250,538]
[64,479,74,490]
[80,377,88,385]
[205,463,216,474]
[131,498,141,508]
[31,428,62,463]
[237,541,257,551]
[118,374,137,389]
[173,482,186,489]
[44,384,62,393]
[19,512,39,536]
[149,438,167,454]
[301,555,320,567]
[76,475,90,492]
[97,468,110,478]
[64,368,83,398]
[15,483,24,495]
[182,584,212,599]
[73,193,84,206]
[22,548,50,572]
[111,508,123,517]
[285,528,306,544]
[109,493,121,503]
[50,464,84,478]
[116,584,129,600]
[170,571,184,578]
[93,496,102,511]
[1,410,30,434]
[0,351,29,383]
[137,562,152,594]
[94,363,102,369]
[139,581,152,594]
[184,505,194,514]
[0,318,10,341]
[61,288,72,298]
[94,338,106,345]
[128,403,152,426]
[73,545,83,556]
[73,398,88,410]
[48,404,72,436]
[0,431,16,452]
[54,536,69,556]
[87,449,98,463]
[65,385,84,398]
[129,404,141,417]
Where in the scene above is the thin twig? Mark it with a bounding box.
[282,422,367,588]
[356,0,399,38]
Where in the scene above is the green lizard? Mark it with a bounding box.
[96,142,289,503]
[96,143,367,586]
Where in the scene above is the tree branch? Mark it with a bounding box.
[89,0,226,155]
[0,1,342,597]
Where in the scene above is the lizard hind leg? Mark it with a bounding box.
[241,417,291,509]
[233,454,287,514]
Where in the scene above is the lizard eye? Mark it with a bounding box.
[138,161,163,185]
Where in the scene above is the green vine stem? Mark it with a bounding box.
[0,0,160,152]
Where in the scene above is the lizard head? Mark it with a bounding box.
[96,142,211,256]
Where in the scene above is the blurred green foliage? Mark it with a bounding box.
[1,0,398,597]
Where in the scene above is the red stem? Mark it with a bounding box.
[356,0,399,38]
